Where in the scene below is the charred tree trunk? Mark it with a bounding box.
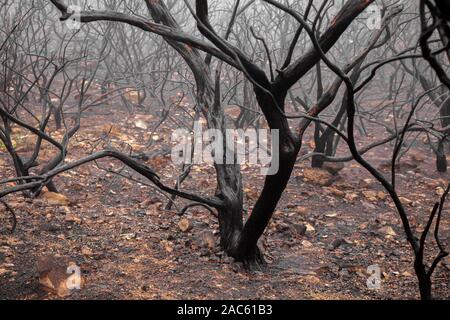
[214,164,244,254]
[414,257,432,300]
[146,0,248,261]
[234,89,300,267]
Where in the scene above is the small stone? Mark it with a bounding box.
[324,187,346,198]
[37,255,80,297]
[378,226,397,237]
[328,238,349,251]
[360,178,374,188]
[0,268,10,276]
[134,120,148,130]
[41,224,61,233]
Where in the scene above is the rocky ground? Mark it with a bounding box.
[0,105,449,300]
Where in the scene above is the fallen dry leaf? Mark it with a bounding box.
[362,191,378,202]
[40,192,71,206]
[200,231,216,250]
[178,218,192,233]
[302,168,336,186]
[65,213,82,224]
[378,226,397,237]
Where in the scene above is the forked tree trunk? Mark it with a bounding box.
[414,258,432,300]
